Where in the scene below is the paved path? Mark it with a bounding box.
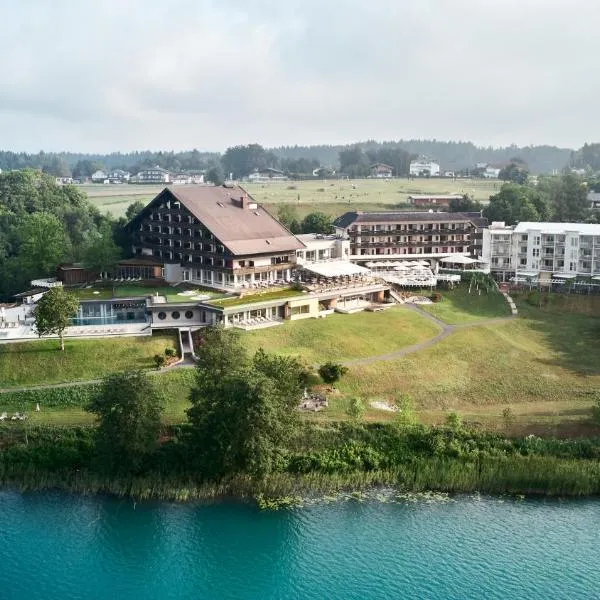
[342,305,516,367]
[0,308,516,394]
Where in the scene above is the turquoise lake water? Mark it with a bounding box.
[1,490,599,599]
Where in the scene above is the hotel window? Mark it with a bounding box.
[532,248,540,257]
[534,236,540,245]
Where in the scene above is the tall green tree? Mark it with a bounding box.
[82,224,121,277]
[86,371,163,472]
[448,195,483,213]
[125,200,146,221]
[205,165,225,186]
[548,174,589,221]
[187,328,303,478]
[18,212,71,277]
[277,204,301,234]
[484,184,544,225]
[499,162,529,184]
[221,144,276,179]
[33,287,79,351]
[301,212,333,234]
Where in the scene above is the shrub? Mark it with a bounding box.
[430,292,442,303]
[346,397,365,423]
[154,354,166,369]
[445,411,462,430]
[165,347,177,358]
[318,362,348,385]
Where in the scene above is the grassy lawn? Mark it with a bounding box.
[210,288,302,308]
[420,286,510,324]
[0,333,177,389]
[336,310,600,409]
[243,307,441,364]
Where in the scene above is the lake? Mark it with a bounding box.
[1,490,598,599]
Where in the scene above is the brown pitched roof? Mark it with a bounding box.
[334,211,477,228]
[164,185,304,256]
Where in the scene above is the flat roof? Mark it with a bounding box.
[514,222,600,235]
[302,262,371,278]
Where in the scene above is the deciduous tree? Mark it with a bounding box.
[33,287,79,351]
[187,328,303,477]
[301,212,333,234]
[86,371,163,472]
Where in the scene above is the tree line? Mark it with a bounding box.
[1,140,589,179]
[0,170,125,300]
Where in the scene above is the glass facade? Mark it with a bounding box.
[72,300,148,326]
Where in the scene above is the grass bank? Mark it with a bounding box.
[244,307,441,364]
[0,333,177,389]
[420,287,510,324]
[2,424,600,501]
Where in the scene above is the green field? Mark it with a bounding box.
[82,178,501,218]
[421,287,510,324]
[0,333,177,389]
[244,307,441,364]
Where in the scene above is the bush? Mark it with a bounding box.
[154,354,166,369]
[346,398,365,422]
[165,347,177,358]
[318,362,348,385]
[430,292,442,303]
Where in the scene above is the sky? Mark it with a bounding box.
[1,0,598,153]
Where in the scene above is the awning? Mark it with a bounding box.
[552,273,577,279]
[515,271,539,278]
[439,255,478,265]
[592,276,600,281]
[303,261,371,278]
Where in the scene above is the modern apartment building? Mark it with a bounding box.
[482,221,600,280]
[333,211,485,259]
[127,185,304,289]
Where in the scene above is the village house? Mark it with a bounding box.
[131,166,171,184]
[91,170,108,183]
[409,157,440,177]
[108,169,130,183]
[369,163,393,178]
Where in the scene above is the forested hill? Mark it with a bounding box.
[0,140,579,175]
[271,140,574,174]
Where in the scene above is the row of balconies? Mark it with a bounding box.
[352,240,468,249]
[354,226,471,235]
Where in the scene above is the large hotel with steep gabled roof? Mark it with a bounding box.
[127,184,305,289]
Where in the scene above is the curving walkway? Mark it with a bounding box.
[0,308,516,394]
[342,305,516,367]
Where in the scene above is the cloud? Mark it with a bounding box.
[0,0,598,151]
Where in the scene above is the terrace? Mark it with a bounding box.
[68,283,224,303]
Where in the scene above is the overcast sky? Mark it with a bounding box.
[1,0,597,153]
